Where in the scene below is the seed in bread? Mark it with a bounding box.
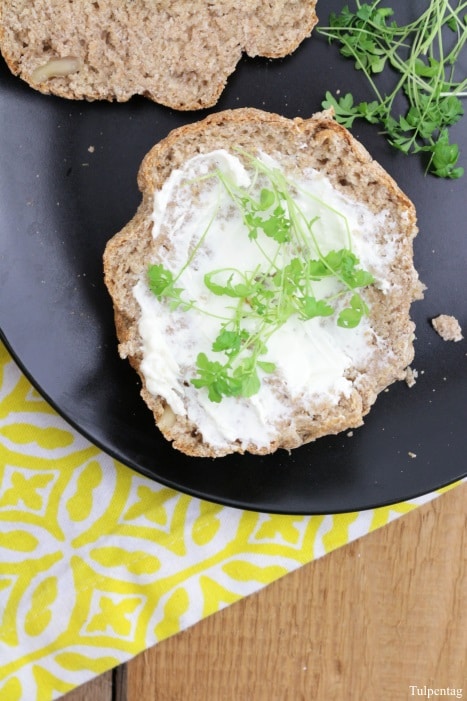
[103,108,424,458]
[0,0,318,110]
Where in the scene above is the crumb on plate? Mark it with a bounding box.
[431,314,463,342]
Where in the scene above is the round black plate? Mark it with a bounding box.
[1,1,466,513]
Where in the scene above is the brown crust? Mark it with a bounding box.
[103,108,424,457]
[0,0,318,109]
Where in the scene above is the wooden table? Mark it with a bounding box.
[64,481,467,701]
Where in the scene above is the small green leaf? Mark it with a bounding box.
[337,294,369,328]
[212,329,242,355]
[257,360,276,374]
[204,271,252,298]
[322,92,360,128]
[259,188,275,210]
[308,258,334,279]
[260,206,291,243]
[237,369,261,398]
[148,264,174,297]
[298,296,334,320]
[191,354,242,402]
[148,264,192,311]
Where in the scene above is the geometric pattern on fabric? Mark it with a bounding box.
[0,342,458,701]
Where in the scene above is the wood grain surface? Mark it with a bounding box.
[63,481,467,701]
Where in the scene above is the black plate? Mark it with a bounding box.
[1,1,466,514]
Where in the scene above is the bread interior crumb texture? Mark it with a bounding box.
[0,0,318,108]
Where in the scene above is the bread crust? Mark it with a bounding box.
[0,0,318,109]
[103,108,424,457]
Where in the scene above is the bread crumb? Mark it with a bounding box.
[405,366,418,388]
[408,451,417,458]
[431,314,463,342]
[347,431,354,437]
[88,145,95,153]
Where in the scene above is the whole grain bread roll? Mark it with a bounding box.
[103,108,424,458]
[0,0,318,109]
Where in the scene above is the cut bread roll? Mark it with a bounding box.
[0,0,318,109]
[103,108,424,457]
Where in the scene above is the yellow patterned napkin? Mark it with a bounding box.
[0,340,459,701]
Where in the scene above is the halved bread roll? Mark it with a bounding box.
[0,0,318,109]
[104,108,424,457]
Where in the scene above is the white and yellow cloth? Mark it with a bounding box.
[0,341,460,701]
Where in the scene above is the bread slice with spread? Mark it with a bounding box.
[0,0,318,109]
[103,108,424,457]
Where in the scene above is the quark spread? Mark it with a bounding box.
[133,150,395,450]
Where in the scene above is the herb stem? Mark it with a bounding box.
[319,0,467,178]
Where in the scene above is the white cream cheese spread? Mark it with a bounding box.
[133,149,395,450]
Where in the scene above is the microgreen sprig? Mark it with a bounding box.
[148,154,375,402]
[319,0,467,178]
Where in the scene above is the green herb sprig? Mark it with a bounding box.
[148,154,375,403]
[318,0,467,178]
